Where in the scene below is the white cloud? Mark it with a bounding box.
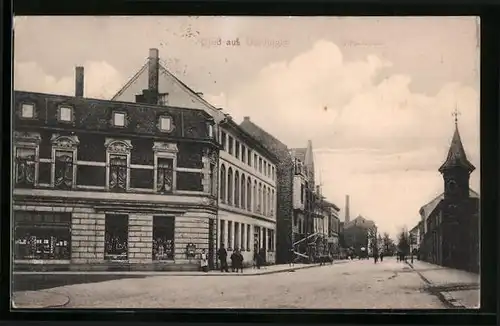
[208,39,479,238]
[14,60,124,99]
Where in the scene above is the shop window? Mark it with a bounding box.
[234,222,240,249]
[220,219,226,247]
[14,212,71,260]
[157,158,174,193]
[15,147,37,187]
[228,221,233,249]
[104,214,128,261]
[53,151,74,189]
[153,216,175,260]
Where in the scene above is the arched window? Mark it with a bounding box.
[262,186,267,215]
[234,171,240,207]
[220,164,226,202]
[247,177,252,211]
[258,182,262,213]
[253,180,257,212]
[228,167,233,205]
[240,173,246,209]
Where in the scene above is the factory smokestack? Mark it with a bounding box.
[345,195,350,223]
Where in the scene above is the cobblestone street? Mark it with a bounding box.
[13,258,461,309]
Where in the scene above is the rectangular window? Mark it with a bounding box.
[228,136,234,155]
[228,221,233,249]
[241,145,246,163]
[208,124,214,138]
[113,112,126,127]
[247,149,251,165]
[153,216,175,260]
[14,212,71,260]
[246,225,251,251]
[234,222,240,249]
[254,154,257,169]
[54,151,74,189]
[158,93,169,106]
[21,103,35,118]
[15,147,37,187]
[235,141,240,159]
[159,116,173,132]
[109,155,128,191]
[221,131,227,151]
[210,162,217,196]
[59,106,73,122]
[240,223,245,251]
[157,158,174,193]
[104,214,128,261]
[220,219,226,247]
[268,229,273,251]
[259,158,263,173]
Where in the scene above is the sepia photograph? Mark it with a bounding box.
[11,16,480,309]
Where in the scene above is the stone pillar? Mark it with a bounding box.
[128,214,153,263]
[71,212,105,264]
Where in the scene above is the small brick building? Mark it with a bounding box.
[12,72,220,271]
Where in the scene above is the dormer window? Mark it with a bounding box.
[58,106,73,122]
[113,112,126,127]
[21,103,35,119]
[159,116,173,132]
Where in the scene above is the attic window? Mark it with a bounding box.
[113,112,126,127]
[21,103,35,119]
[159,116,173,133]
[58,106,73,122]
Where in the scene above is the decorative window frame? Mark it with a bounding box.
[57,105,75,124]
[104,138,133,191]
[18,102,37,120]
[158,115,175,133]
[112,110,128,128]
[13,131,42,187]
[50,134,80,188]
[153,141,178,192]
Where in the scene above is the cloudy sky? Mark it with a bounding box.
[13,16,480,238]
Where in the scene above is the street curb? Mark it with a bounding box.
[178,263,324,276]
[406,262,467,309]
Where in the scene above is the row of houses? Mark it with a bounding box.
[12,48,340,271]
[411,118,479,273]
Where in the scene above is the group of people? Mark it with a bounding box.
[213,244,267,273]
[373,251,384,263]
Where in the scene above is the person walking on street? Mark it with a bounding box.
[230,248,238,272]
[218,244,229,272]
[200,248,209,272]
[373,251,379,264]
[254,248,261,269]
[379,251,384,262]
[288,247,295,267]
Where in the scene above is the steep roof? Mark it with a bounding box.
[438,123,476,173]
[344,215,376,230]
[304,140,314,168]
[419,188,479,221]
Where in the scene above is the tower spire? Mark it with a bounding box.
[452,103,461,126]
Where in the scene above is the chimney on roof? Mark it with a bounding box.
[243,116,250,121]
[148,48,159,104]
[345,195,350,223]
[75,66,84,97]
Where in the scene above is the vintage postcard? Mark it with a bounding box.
[11,16,480,309]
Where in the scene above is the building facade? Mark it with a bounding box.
[342,215,377,257]
[13,81,219,271]
[239,117,294,264]
[111,49,278,266]
[419,120,479,273]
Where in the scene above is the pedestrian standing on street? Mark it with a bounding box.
[289,248,295,267]
[200,248,209,272]
[254,249,261,269]
[218,244,229,272]
[373,251,378,264]
[235,249,244,273]
[230,248,238,272]
[379,251,384,262]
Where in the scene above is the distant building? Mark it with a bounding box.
[419,118,479,273]
[342,215,377,256]
[409,222,422,250]
[111,48,279,266]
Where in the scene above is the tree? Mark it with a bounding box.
[382,233,394,254]
[397,228,410,255]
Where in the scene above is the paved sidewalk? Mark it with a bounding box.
[14,262,343,277]
[407,260,479,308]
[12,290,70,309]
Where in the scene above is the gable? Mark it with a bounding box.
[111,63,224,122]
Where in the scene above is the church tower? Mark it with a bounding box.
[438,109,475,203]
